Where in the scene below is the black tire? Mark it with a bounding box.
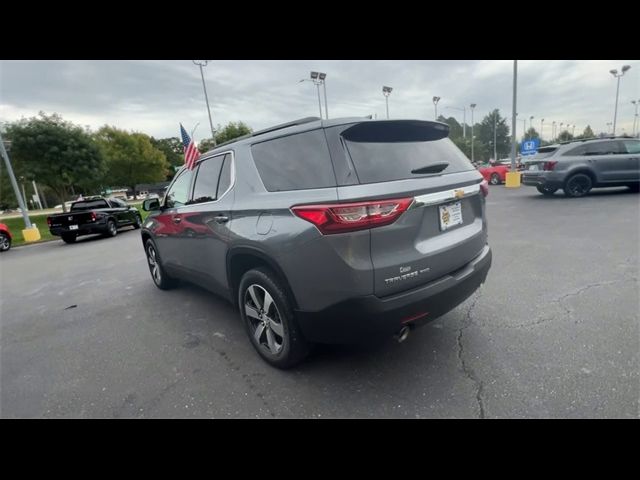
[105,219,118,237]
[536,185,558,196]
[144,239,177,290]
[61,233,76,244]
[133,214,142,229]
[628,184,640,193]
[0,233,11,252]
[238,267,310,369]
[563,173,593,198]
[489,173,501,185]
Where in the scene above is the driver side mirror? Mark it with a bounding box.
[142,198,161,211]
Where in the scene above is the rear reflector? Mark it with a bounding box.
[292,197,414,234]
[480,180,489,197]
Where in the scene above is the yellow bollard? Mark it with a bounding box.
[505,171,521,188]
[22,226,41,242]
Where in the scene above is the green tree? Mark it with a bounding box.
[476,109,511,161]
[577,125,595,139]
[557,130,574,142]
[439,116,464,139]
[198,121,253,153]
[150,136,183,179]
[3,112,106,212]
[524,127,540,139]
[96,126,169,199]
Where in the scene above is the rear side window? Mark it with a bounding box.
[582,141,622,156]
[344,137,473,184]
[71,200,109,211]
[217,155,233,197]
[622,140,640,154]
[192,154,226,203]
[251,130,336,192]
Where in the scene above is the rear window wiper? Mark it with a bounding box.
[411,162,449,175]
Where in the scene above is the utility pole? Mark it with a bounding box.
[192,60,216,145]
[506,60,520,188]
[0,133,39,239]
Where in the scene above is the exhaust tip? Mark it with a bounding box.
[395,326,411,343]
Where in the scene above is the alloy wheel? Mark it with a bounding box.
[244,284,285,355]
[147,244,161,284]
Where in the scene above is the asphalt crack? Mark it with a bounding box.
[456,292,486,419]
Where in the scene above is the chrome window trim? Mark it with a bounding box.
[185,150,236,208]
[410,183,481,209]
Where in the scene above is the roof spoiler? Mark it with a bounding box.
[341,120,450,143]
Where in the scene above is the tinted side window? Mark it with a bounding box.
[165,169,193,208]
[563,145,585,156]
[252,129,336,191]
[583,141,622,156]
[216,154,233,197]
[192,155,225,203]
[622,140,640,154]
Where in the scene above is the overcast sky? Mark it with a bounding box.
[1,60,639,141]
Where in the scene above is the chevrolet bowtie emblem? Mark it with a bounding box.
[454,189,464,199]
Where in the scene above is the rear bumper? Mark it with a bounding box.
[50,222,109,237]
[521,172,565,189]
[295,245,492,344]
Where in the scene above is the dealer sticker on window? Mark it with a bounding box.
[439,202,462,231]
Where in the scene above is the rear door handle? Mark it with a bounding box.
[214,215,229,224]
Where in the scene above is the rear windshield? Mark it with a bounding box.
[70,200,109,211]
[344,137,473,184]
[526,147,558,161]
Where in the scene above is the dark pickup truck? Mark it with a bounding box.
[47,197,143,243]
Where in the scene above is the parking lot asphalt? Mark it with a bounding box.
[1,185,638,418]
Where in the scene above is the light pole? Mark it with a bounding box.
[572,125,576,136]
[610,65,631,135]
[382,86,393,119]
[300,73,323,119]
[470,103,476,163]
[445,106,466,137]
[632,100,639,137]
[493,112,497,161]
[559,122,564,139]
[318,72,328,119]
[0,135,35,233]
[606,122,613,134]
[433,96,441,120]
[192,60,216,145]
[552,121,556,141]
[509,60,518,174]
[540,118,545,140]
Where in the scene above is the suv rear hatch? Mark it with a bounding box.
[329,120,487,297]
[522,146,560,171]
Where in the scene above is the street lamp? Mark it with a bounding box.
[610,65,631,135]
[540,118,545,140]
[445,106,466,137]
[493,112,497,161]
[433,96,441,120]
[632,100,640,137]
[529,116,534,139]
[552,121,556,141]
[470,103,476,163]
[572,125,576,136]
[192,60,216,144]
[382,86,393,119]
[606,122,613,134]
[300,72,324,119]
[318,72,328,119]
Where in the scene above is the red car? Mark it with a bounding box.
[0,223,12,252]
[478,164,510,185]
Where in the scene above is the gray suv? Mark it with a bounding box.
[521,137,640,197]
[141,117,492,368]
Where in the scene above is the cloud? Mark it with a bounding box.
[1,60,638,139]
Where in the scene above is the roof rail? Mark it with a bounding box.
[558,135,635,145]
[213,117,322,149]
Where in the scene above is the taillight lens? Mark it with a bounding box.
[543,161,557,171]
[47,217,52,227]
[480,180,489,197]
[90,212,96,222]
[292,197,414,234]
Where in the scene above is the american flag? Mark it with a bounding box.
[180,123,200,170]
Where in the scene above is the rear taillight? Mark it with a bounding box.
[47,217,52,227]
[480,180,489,197]
[89,212,96,222]
[543,161,557,171]
[292,197,414,234]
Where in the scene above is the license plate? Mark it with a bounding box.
[439,202,463,231]
[69,225,78,230]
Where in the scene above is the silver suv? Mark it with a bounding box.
[521,137,640,197]
[141,117,492,368]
